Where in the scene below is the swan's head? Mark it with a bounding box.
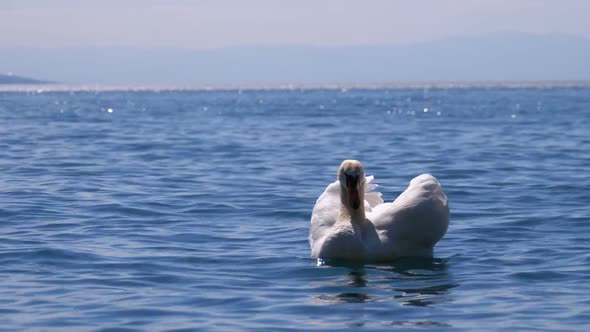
[338,160,365,210]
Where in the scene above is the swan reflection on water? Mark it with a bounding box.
[311,257,457,307]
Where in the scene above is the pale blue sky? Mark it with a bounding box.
[1,0,589,49]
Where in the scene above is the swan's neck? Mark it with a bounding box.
[339,184,366,224]
[338,204,366,224]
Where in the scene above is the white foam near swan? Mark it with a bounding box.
[310,160,449,261]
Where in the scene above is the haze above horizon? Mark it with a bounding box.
[2,1,589,84]
[2,0,589,48]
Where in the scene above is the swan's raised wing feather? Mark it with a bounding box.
[395,174,448,210]
[368,174,449,256]
[364,175,384,209]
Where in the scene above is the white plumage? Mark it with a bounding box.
[310,160,449,261]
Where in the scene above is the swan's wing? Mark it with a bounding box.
[309,181,340,247]
[368,174,449,256]
[309,176,384,246]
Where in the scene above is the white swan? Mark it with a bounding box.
[310,160,449,261]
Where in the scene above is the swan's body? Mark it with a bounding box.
[309,160,449,261]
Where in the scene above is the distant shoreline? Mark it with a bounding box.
[1,80,590,92]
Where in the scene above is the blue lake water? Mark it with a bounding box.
[0,87,589,331]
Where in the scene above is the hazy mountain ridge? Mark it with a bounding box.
[0,73,52,84]
[1,32,589,85]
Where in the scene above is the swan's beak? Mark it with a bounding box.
[346,174,361,210]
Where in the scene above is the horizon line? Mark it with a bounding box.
[2,80,590,92]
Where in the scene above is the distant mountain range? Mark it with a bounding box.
[1,32,589,85]
[0,73,52,84]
